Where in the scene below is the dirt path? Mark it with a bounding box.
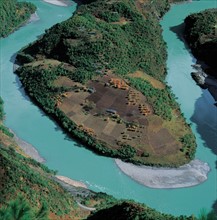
[76,201,96,211]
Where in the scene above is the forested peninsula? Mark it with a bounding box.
[184,9,217,103]
[0,0,36,38]
[1,0,216,219]
[0,98,196,220]
[16,0,196,167]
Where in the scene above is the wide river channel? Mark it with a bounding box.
[0,0,216,217]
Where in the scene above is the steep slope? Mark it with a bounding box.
[16,0,196,167]
[184,9,217,103]
[0,0,36,38]
[184,9,217,76]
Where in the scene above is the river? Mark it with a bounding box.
[0,0,216,217]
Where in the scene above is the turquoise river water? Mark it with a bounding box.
[0,0,216,217]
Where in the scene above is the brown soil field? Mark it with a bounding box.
[55,73,188,164]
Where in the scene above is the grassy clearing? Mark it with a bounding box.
[128,70,165,89]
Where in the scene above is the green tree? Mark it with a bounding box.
[0,196,49,220]
[34,201,48,220]
[198,208,217,220]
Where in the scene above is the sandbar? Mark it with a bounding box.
[43,0,72,7]
[115,159,210,189]
[11,130,45,163]
[11,131,88,189]
[55,175,87,188]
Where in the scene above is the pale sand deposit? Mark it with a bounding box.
[28,12,40,23]
[43,0,72,7]
[115,159,210,189]
[55,175,87,188]
[12,131,88,189]
[12,130,45,163]
[12,131,87,188]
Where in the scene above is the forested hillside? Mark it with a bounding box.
[184,9,217,76]
[16,0,196,167]
[0,0,36,37]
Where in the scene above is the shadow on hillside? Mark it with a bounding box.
[213,200,217,214]
[170,23,185,43]
[169,22,203,69]
[191,92,217,216]
[190,90,217,156]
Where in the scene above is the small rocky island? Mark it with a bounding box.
[191,64,217,104]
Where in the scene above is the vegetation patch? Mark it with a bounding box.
[128,70,165,90]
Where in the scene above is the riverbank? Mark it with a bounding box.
[11,128,211,190]
[191,65,217,104]
[28,12,40,24]
[11,129,45,163]
[115,159,210,189]
[55,175,87,188]
[10,129,90,189]
[43,0,73,7]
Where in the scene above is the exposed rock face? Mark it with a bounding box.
[191,72,206,86]
[191,64,217,103]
